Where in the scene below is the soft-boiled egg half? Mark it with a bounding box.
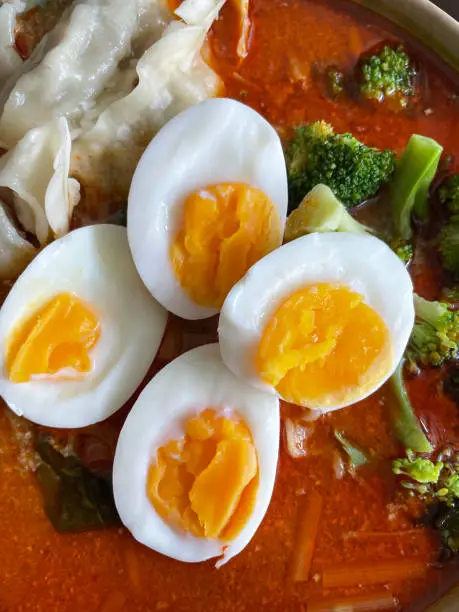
[113,344,279,565]
[0,225,167,428]
[219,232,414,412]
[128,98,288,320]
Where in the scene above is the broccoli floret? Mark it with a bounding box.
[390,239,413,264]
[443,474,459,498]
[395,448,459,555]
[439,215,459,276]
[284,184,369,242]
[360,45,416,106]
[393,451,443,484]
[394,448,459,506]
[439,175,459,214]
[406,295,459,368]
[285,121,396,211]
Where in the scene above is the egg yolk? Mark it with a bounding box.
[6,293,100,383]
[256,284,393,408]
[147,409,259,541]
[170,183,282,308]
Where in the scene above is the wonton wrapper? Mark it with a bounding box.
[0,117,80,244]
[0,0,170,148]
[71,0,226,202]
[0,200,35,279]
[0,4,22,83]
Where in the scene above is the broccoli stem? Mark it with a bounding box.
[284,184,368,242]
[391,135,443,239]
[414,293,448,325]
[389,359,432,453]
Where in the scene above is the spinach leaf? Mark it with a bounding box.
[35,437,120,532]
[334,430,369,468]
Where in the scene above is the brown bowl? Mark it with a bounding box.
[353,1,459,609]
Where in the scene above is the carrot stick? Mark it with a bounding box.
[290,489,323,582]
[322,558,428,589]
[308,590,398,612]
[344,529,420,541]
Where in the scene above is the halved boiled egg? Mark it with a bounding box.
[0,225,167,428]
[113,343,279,565]
[219,232,414,412]
[128,98,288,320]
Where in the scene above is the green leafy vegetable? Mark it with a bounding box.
[334,430,369,468]
[406,294,459,368]
[359,45,416,106]
[388,359,432,453]
[390,134,443,238]
[35,437,120,533]
[390,239,414,265]
[285,121,396,211]
[439,175,459,214]
[284,184,369,242]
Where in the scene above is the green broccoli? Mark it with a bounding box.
[285,121,396,211]
[389,359,432,453]
[390,134,443,239]
[439,215,459,277]
[393,451,443,484]
[390,239,413,264]
[359,45,416,106]
[406,294,459,368]
[284,184,369,242]
[439,175,459,214]
[394,448,459,511]
[443,474,459,499]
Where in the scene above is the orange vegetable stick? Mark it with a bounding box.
[290,488,323,582]
[308,589,397,612]
[322,558,428,589]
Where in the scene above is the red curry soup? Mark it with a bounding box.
[1,0,459,610]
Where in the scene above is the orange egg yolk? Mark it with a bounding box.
[170,183,282,308]
[6,293,100,383]
[256,284,393,408]
[147,409,259,541]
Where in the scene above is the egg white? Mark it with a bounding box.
[128,98,288,320]
[0,225,167,428]
[218,232,415,412]
[113,343,280,566]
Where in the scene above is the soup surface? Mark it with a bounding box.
[1,0,459,610]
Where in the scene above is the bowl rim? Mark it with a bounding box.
[353,0,459,71]
[350,3,459,609]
